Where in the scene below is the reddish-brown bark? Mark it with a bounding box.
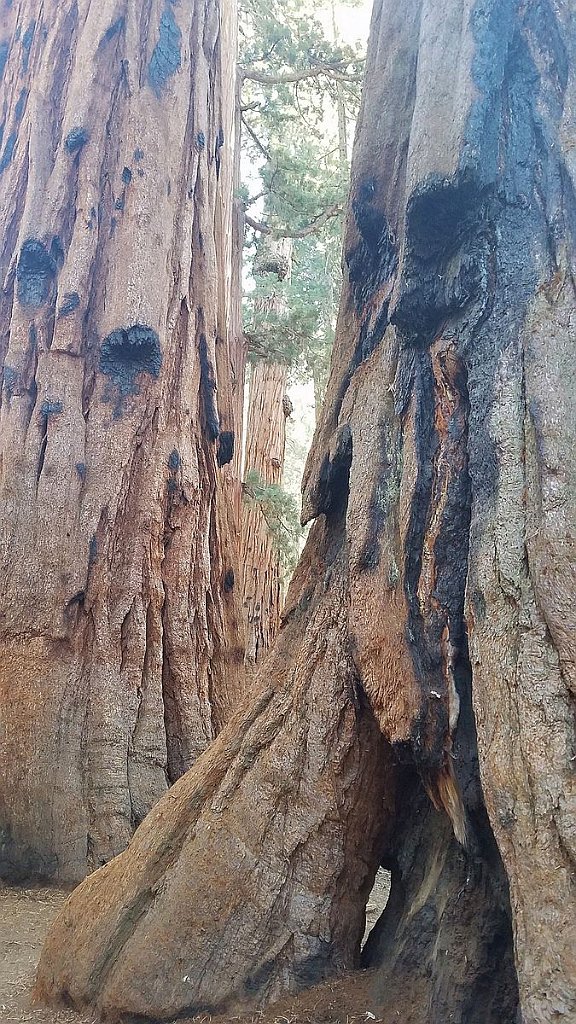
[0,0,244,883]
[241,359,291,666]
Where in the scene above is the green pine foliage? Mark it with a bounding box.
[239,0,365,398]
[243,469,303,577]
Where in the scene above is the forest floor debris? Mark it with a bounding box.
[0,879,391,1024]
[0,885,96,1023]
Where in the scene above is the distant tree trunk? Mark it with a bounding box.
[0,0,244,883]
[36,2,575,1023]
[241,359,291,666]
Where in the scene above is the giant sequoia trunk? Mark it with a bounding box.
[36,1,575,1022]
[0,0,244,883]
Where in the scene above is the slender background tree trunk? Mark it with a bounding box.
[241,359,291,666]
[0,0,244,883]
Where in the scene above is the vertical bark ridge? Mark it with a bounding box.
[241,359,291,667]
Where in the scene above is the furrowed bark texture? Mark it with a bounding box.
[35,0,574,1020]
[0,0,245,883]
[241,359,291,666]
[35,516,394,1019]
[304,0,575,1019]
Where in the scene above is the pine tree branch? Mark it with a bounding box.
[241,114,271,160]
[245,204,342,239]
[239,61,363,86]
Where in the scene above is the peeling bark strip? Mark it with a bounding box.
[0,0,245,882]
[35,1,575,1022]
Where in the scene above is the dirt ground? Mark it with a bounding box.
[0,873,390,1024]
[0,886,97,1024]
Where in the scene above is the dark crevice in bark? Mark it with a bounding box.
[303,424,352,522]
[364,643,519,1023]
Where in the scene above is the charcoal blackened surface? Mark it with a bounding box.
[14,87,27,122]
[0,131,16,173]
[16,239,58,308]
[21,20,35,74]
[65,127,89,154]
[392,176,493,346]
[99,16,125,48]
[199,333,219,441]
[217,430,234,466]
[167,448,181,471]
[99,324,162,413]
[347,177,398,315]
[308,425,352,521]
[363,767,518,1024]
[357,423,401,574]
[40,399,63,417]
[58,291,80,317]
[148,6,181,97]
[0,41,9,80]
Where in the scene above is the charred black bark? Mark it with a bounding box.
[364,642,518,1024]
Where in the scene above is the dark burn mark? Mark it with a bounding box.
[121,166,132,185]
[402,341,472,782]
[168,448,181,471]
[88,534,98,565]
[392,176,492,345]
[64,126,89,154]
[50,236,64,270]
[58,291,80,317]
[100,16,125,48]
[215,129,224,178]
[75,462,86,481]
[223,568,235,592]
[17,239,58,308]
[21,20,35,74]
[148,6,181,97]
[134,147,144,162]
[0,41,9,80]
[3,365,20,398]
[199,333,219,441]
[0,131,16,173]
[114,194,125,212]
[36,402,53,483]
[40,399,63,417]
[14,88,27,122]
[99,324,162,415]
[65,590,86,623]
[309,425,352,519]
[217,430,234,466]
[357,423,401,574]
[347,176,398,312]
[196,131,205,150]
[244,958,275,996]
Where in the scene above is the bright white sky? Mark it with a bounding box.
[322,0,372,51]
